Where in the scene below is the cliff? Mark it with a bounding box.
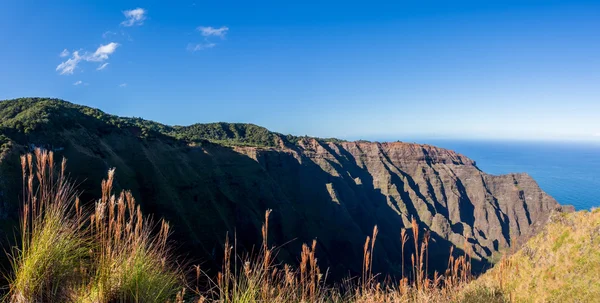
[0,98,565,279]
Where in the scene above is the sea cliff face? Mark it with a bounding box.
[0,98,564,279]
[233,140,560,273]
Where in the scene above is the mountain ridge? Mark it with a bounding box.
[0,97,567,280]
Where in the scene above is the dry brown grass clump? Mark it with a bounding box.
[185,212,475,303]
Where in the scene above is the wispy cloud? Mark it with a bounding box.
[56,43,119,75]
[56,51,82,75]
[97,62,109,70]
[119,83,127,87]
[102,30,133,42]
[189,26,229,52]
[73,80,83,86]
[60,49,70,57]
[187,43,216,52]
[102,31,116,39]
[197,26,229,38]
[121,8,146,27]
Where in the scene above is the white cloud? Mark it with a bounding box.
[187,43,216,52]
[56,43,118,75]
[60,49,70,57]
[56,51,82,75]
[97,62,109,70]
[119,83,127,87]
[121,8,146,27]
[88,42,119,61]
[197,26,229,38]
[594,133,600,137]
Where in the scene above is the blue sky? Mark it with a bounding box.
[1,1,599,141]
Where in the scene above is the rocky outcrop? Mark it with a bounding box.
[0,99,562,280]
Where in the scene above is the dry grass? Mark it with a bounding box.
[464,209,600,303]
[77,169,181,303]
[184,212,475,303]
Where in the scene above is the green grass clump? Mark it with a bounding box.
[6,149,182,303]
[8,151,88,302]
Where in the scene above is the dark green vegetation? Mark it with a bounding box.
[0,97,562,287]
[0,97,343,148]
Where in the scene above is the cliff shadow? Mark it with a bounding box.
[252,143,490,280]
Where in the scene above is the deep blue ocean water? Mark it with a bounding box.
[417,140,600,210]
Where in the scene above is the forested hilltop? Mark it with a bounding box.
[0,97,345,148]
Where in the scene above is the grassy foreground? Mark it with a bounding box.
[465,208,600,302]
[9,149,596,302]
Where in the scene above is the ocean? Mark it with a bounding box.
[417,140,600,210]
